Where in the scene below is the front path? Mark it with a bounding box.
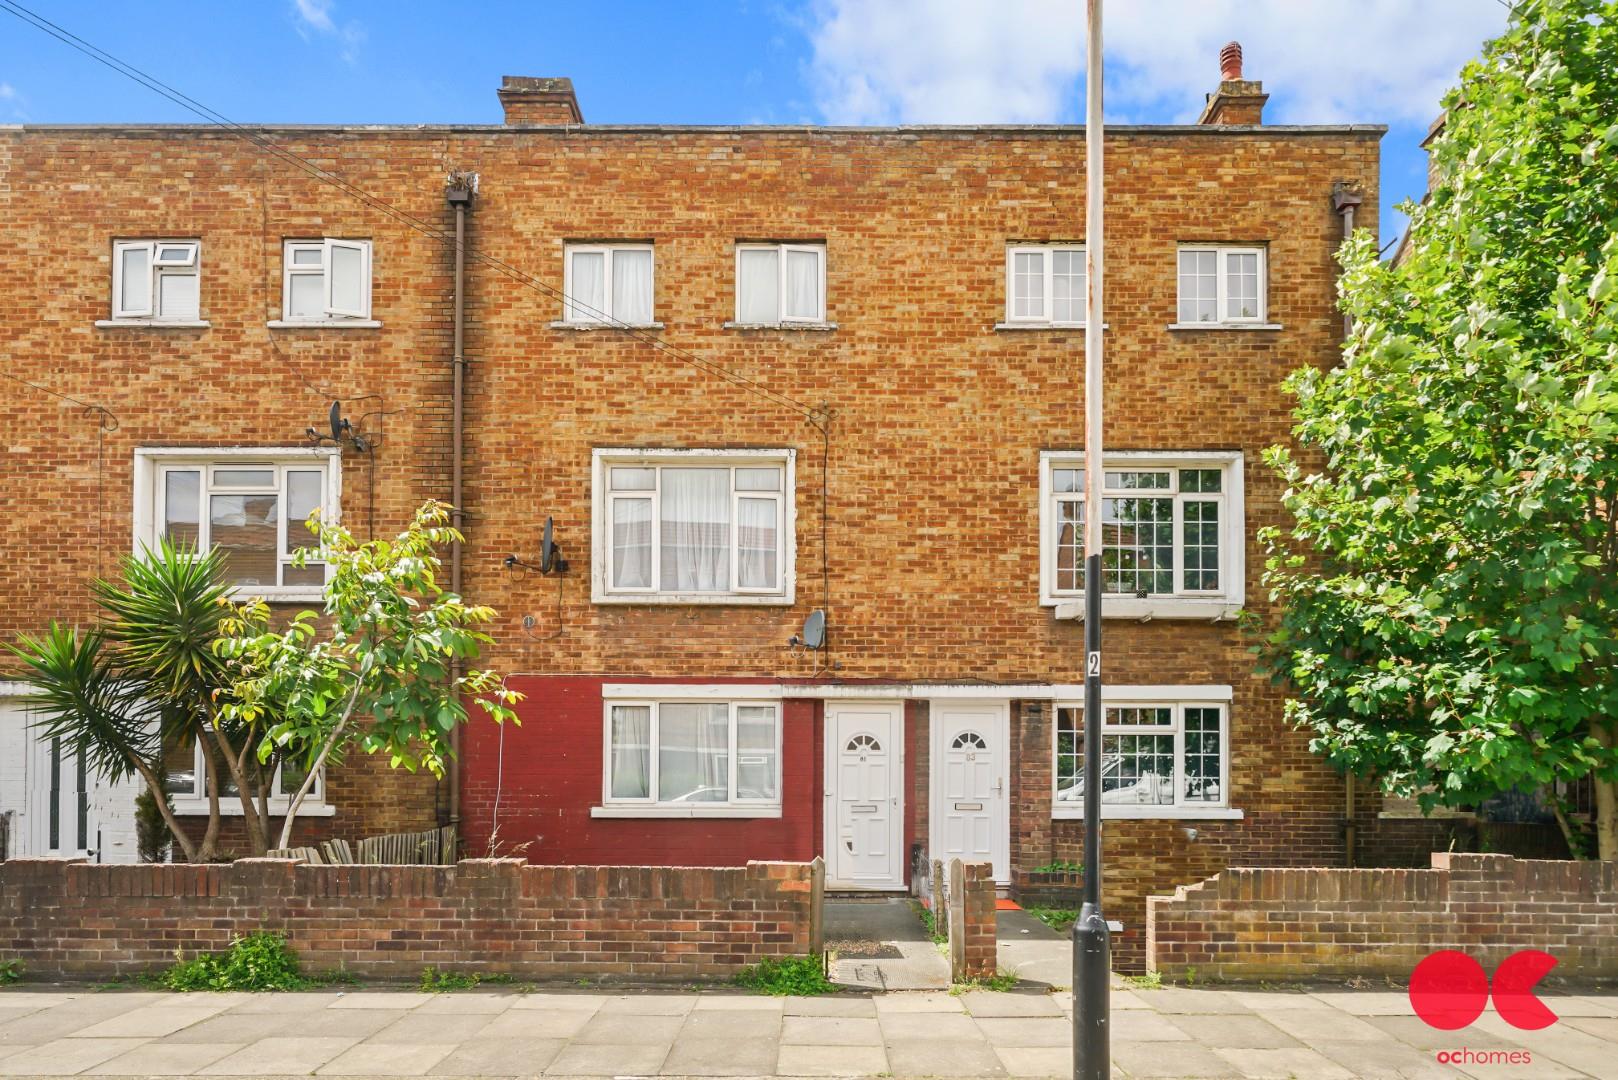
[2,982,1615,1078]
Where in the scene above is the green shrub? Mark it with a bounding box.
[0,960,23,986]
[163,932,308,992]
[951,970,1019,994]
[1026,907,1080,934]
[419,967,514,992]
[1031,861,1083,874]
[911,900,947,945]
[733,955,833,996]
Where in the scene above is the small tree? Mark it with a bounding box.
[217,501,520,849]
[1258,0,1618,858]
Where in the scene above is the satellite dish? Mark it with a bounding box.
[540,516,568,574]
[329,400,349,442]
[802,609,826,650]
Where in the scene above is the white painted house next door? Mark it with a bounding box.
[931,700,1010,884]
[824,701,904,890]
[0,693,139,862]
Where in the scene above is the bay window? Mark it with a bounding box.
[1053,697,1232,818]
[598,699,782,816]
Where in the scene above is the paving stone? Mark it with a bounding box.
[662,1036,779,1076]
[596,993,696,1016]
[884,1038,1008,1078]
[1213,1046,1357,1079]
[960,992,1063,1018]
[1109,1009,1193,1041]
[265,1008,410,1040]
[507,993,604,1012]
[477,1008,596,1039]
[163,1012,295,1045]
[972,1016,1072,1048]
[199,1036,361,1075]
[871,992,965,1013]
[366,1014,494,1044]
[1226,990,1343,1011]
[877,1011,982,1040]
[426,1036,565,1076]
[780,1016,884,1046]
[84,1039,242,1075]
[993,1046,1072,1078]
[1111,1040,1244,1078]
[678,1009,784,1038]
[1565,1015,1618,1040]
[775,1043,888,1077]
[229,992,347,1014]
[1147,987,1260,1015]
[1305,991,1413,1017]
[1169,1013,1302,1050]
[571,1012,684,1045]
[1466,1013,1614,1077]
[416,993,517,1015]
[327,992,436,1010]
[1258,1005,1387,1044]
[72,1004,230,1039]
[544,1041,668,1076]
[0,997,153,1045]
[1309,1038,1460,1079]
[1107,990,1153,1011]
[0,994,83,1010]
[316,1040,457,1075]
[782,996,876,1017]
[1565,996,1618,1018]
[0,1038,151,1076]
[1363,1015,1525,1052]
[692,994,786,1011]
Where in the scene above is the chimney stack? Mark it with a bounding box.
[1198,41,1267,126]
[498,76,583,125]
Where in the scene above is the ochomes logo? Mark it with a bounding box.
[1409,949,1559,1031]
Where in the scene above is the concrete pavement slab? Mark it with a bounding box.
[425,1036,565,1076]
[678,1009,783,1038]
[781,997,875,1017]
[1565,1015,1618,1039]
[506,993,603,1012]
[774,1043,888,1076]
[780,1016,883,1047]
[365,1015,493,1044]
[477,1008,595,1039]
[1147,987,1260,1015]
[691,994,785,1011]
[1552,995,1618,1018]
[72,1004,230,1039]
[199,1037,362,1075]
[876,1010,981,1040]
[959,991,1063,1018]
[971,1016,1072,1048]
[596,993,696,1016]
[315,1040,456,1075]
[570,1012,684,1045]
[1305,991,1413,1017]
[661,1035,779,1076]
[0,998,155,1046]
[1258,1005,1388,1044]
[83,1040,242,1075]
[415,993,516,1015]
[1168,1014,1302,1049]
[1450,1055,1590,1080]
[1467,1013,1613,1077]
[883,1037,1007,1077]
[871,991,964,1013]
[0,1038,151,1076]
[327,994,435,1011]
[227,993,345,1014]
[992,1045,1070,1078]
[1363,1015,1526,1052]
[1108,1008,1193,1041]
[1213,1046,1357,1079]
[1111,1039,1244,1078]
[1226,989,1342,1011]
[543,1041,668,1076]
[162,1013,293,1045]
[1310,1038,1455,1079]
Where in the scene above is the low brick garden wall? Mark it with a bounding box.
[0,856,824,983]
[1147,852,1618,982]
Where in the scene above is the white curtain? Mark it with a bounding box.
[735,706,778,801]
[569,250,606,322]
[611,497,653,588]
[660,468,730,591]
[612,249,653,324]
[658,704,730,802]
[610,706,651,799]
[783,249,820,319]
[737,248,780,324]
[736,496,777,589]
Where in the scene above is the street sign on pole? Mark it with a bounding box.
[1073,1,1111,1078]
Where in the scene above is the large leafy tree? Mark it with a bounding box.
[1258,0,1618,859]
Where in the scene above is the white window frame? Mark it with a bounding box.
[280,238,373,322]
[132,447,341,602]
[110,239,200,321]
[167,739,330,817]
[1005,244,1086,326]
[734,242,827,325]
[1176,244,1267,325]
[1052,688,1237,821]
[594,698,783,819]
[590,448,796,606]
[1039,450,1244,618]
[562,243,655,325]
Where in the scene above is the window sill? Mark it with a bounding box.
[95,319,210,329]
[1050,598,1242,621]
[592,592,794,607]
[173,800,335,818]
[591,805,783,820]
[225,587,325,603]
[722,321,837,332]
[266,319,382,329]
[549,321,666,331]
[1165,322,1283,332]
[1053,806,1244,821]
[994,322,1109,331]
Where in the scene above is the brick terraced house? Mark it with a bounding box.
[1,57,1402,967]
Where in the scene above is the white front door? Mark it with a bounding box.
[932,701,1010,884]
[825,701,904,889]
[27,726,94,857]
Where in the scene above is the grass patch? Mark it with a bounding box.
[1122,970,1163,990]
[1030,861,1083,874]
[910,900,948,945]
[419,968,516,992]
[0,960,22,986]
[1025,907,1080,934]
[951,970,1020,993]
[163,932,313,992]
[733,955,834,996]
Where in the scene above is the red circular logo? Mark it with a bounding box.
[1409,950,1490,1030]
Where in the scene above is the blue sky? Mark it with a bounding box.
[0,1,1510,248]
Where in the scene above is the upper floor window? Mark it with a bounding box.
[735,243,826,325]
[598,699,781,817]
[1054,699,1230,818]
[282,239,372,323]
[563,243,654,325]
[1039,451,1243,617]
[1177,245,1266,324]
[135,449,339,601]
[591,449,795,605]
[112,239,200,321]
[1006,244,1086,326]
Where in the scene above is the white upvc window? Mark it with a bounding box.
[1177,245,1266,324]
[163,735,327,816]
[282,239,373,322]
[111,239,201,321]
[598,699,782,816]
[591,448,795,605]
[1006,244,1086,325]
[563,243,655,325]
[735,243,826,325]
[133,448,340,601]
[1053,699,1230,818]
[1038,451,1244,617]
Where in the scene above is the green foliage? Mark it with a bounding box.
[419,967,515,992]
[911,900,947,945]
[1256,0,1618,859]
[216,501,522,848]
[1122,971,1163,991]
[1026,908,1080,934]
[134,780,172,864]
[732,955,834,996]
[162,932,307,992]
[1030,861,1083,874]
[0,960,23,986]
[950,971,1019,993]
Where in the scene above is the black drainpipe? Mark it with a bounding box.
[445,172,475,833]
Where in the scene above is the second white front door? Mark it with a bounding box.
[825,701,904,889]
[932,700,1010,884]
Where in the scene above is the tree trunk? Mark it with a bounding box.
[278,687,362,850]
[203,723,267,856]
[195,731,223,861]
[1595,722,1617,862]
[128,755,196,863]
[1551,796,1587,860]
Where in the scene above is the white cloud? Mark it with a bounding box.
[0,81,29,121]
[291,0,365,64]
[806,0,1508,126]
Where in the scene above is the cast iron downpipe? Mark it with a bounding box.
[446,173,475,831]
[1330,180,1363,867]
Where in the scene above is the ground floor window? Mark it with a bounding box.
[1053,701,1227,814]
[603,700,781,809]
[161,735,323,814]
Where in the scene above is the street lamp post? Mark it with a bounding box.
[1073,1,1111,1078]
